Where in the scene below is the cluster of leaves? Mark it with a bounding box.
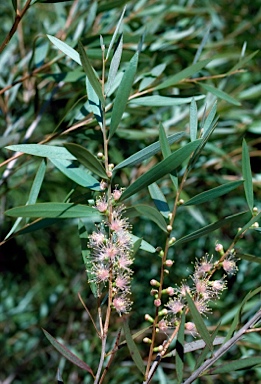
[0,0,261,383]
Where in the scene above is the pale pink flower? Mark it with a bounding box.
[115,274,131,291]
[95,266,110,283]
[100,243,118,261]
[112,188,122,201]
[194,298,210,315]
[112,295,132,314]
[222,258,237,275]
[166,299,184,315]
[194,255,213,278]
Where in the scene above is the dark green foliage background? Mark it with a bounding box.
[0,0,260,383]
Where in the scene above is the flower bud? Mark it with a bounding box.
[167,225,173,232]
[154,298,161,307]
[145,314,154,323]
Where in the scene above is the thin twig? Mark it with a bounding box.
[183,309,261,384]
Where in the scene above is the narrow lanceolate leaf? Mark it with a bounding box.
[184,180,243,206]
[47,35,81,65]
[173,211,249,246]
[155,58,213,90]
[208,356,261,375]
[225,286,261,343]
[6,144,75,160]
[159,123,178,190]
[148,183,170,218]
[109,51,139,138]
[129,95,205,106]
[106,5,126,60]
[202,100,217,136]
[235,211,261,240]
[78,41,105,107]
[64,143,108,179]
[237,252,261,264]
[42,329,94,376]
[122,320,145,375]
[189,98,198,141]
[242,139,254,211]
[78,220,98,297]
[200,83,241,106]
[50,159,101,191]
[106,34,123,95]
[130,234,156,253]
[176,313,185,384]
[120,140,201,201]
[5,203,102,219]
[186,293,213,351]
[4,160,47,240]
[86,77,103,128]
[228,50,259,74]
[126,205,167,232]
[114,132,185,171]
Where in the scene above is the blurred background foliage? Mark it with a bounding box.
[0,0,260,383]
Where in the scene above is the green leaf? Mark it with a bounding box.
[224,286,261,343]
[159,122,171,157]
[106,34,123,95]
[130,235,156,253]
[78,41,105,107]
[159,123,178,189]
[106,5,126,60]
[42,329,94,376]
[47,35,81,65]
[184,180,243,206]
[78,220,98,297]
[189,98,198,141]
[126,205,167,232]
[6,144,75,160]
[228,50,259,74]
[202,100,217,136]
[200,83,241,106]
[242,139,254,211]
[148,183,170,218]
[120,140,201,200]
[129,95,205,106]
[176,313,185,384]
[209,356,261,375]
[237,252,261,264]
[50,158,101,191]
[114,132,185,171]
[173,211,249,246]
[154,58,213,90]
[186,293,213,351]
[122,320,145,375]
[86,77,103,128]
[5,203,102,219]
[64,143,108,179]
[4,159,47,239]
[11,0,17,11]
[236,211,261,240]
[109,51,139,138]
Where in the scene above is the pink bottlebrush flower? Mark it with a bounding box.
[115,273,131,291]
[100,243,118,261]
[117,253,133,271]
[194,298,210,315]
[112,188,122,201]
[194,277,211,300]
[166,299,184,315]
[95,265,110,283]
[222,258,238,275]
[210,278,227,297]
[194,255,213,278]
[112,295,132,315]
[89,231,106,246]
